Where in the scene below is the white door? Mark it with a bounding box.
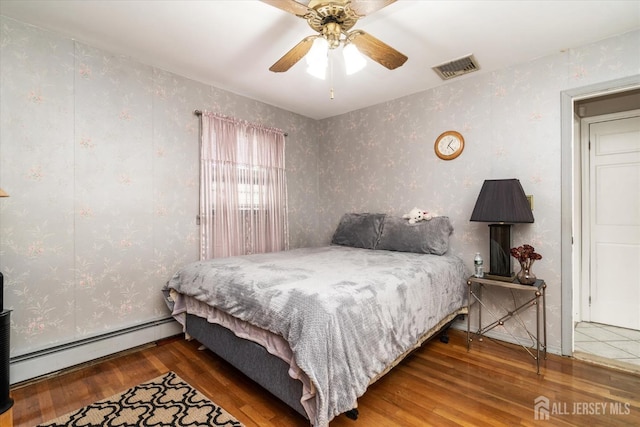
[586,112,640,330]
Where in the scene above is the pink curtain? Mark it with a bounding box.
[200,111,288,260]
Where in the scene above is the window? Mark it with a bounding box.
[199,112,288,259]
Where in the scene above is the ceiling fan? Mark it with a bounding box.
[262,0,408,74]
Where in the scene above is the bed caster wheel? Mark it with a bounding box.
[345,408,359,420]
[439,334,449,344]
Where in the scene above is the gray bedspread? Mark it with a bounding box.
[164,245,467,427]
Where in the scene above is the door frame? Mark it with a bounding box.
[560,75,640,356]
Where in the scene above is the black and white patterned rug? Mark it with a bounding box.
[38,371,244,426]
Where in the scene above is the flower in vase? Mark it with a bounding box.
[510,244,542,270]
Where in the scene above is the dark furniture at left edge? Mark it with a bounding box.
[0,310,13,416]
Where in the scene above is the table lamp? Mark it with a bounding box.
[470,179,534,281]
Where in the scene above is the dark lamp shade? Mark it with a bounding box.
[470,179,534,223]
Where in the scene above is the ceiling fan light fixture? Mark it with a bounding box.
[264,0,407,76]
[306,62,327,79]
[306,37,329,79]
[343,43,366,75]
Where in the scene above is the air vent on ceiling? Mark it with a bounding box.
[432,54,480,80]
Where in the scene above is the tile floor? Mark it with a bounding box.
[574,322,640,372]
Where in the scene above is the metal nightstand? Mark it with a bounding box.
[466,276,547,374]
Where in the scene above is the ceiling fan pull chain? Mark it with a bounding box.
[329,50,335,100]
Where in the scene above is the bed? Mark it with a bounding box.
[163,213,468,427]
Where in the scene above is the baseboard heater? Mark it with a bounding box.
[10,317,182,385]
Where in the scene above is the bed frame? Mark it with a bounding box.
[186,313,307,417]
[185,307,467,422]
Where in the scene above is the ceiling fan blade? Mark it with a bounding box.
[349,0,396,16]
[349,30,407,70]
[261,0,312,17]
[269,36,317,72]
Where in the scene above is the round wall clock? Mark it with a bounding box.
[434,131,465,160]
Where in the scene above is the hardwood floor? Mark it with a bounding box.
[9,329,640,426]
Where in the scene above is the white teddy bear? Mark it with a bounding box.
[402,207,433,224]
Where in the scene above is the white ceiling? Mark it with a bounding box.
[1,0,639,120]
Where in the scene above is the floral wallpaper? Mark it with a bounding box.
[0,13,638,362]
[316,29,640,352]
[0,16,319,357]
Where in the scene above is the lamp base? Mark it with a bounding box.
[488,223,514,278]
[485,272,516,282]
[0,397,13,415]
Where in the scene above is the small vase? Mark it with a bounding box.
[517,263,537,285]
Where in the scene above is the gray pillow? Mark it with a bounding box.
[377,216,453,255]
[331,213,386,249]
